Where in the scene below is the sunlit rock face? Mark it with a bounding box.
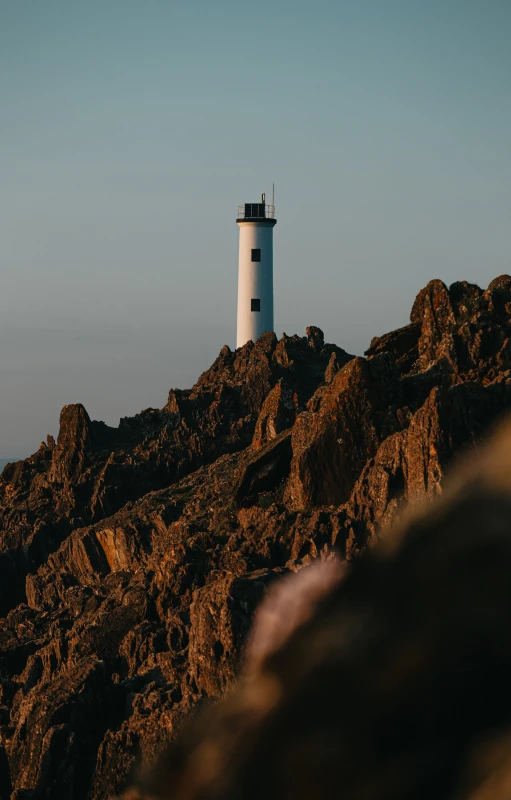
[148,416,511,800]
[1,277,511,798]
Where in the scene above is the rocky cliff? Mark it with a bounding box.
[1,277,511,798]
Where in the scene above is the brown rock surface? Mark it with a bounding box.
[143,416,511,800]
[0,278,511,797]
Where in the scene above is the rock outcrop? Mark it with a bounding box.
[147,416,511,800]
[0,277,510,798]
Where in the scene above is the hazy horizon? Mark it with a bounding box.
[2,0,510,457]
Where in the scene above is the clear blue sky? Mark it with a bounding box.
[1,0,510,456]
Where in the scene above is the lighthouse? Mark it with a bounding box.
[236,193,277,349]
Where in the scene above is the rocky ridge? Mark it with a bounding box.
[0,277,511,797]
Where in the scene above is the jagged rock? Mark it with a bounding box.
[410,278,455,327]
[164,390,181,416]
[0,330,349,618]
[0,280,511,797]
[487,274,511,292]
[305,326,324,352]
[188,569,283,697]
[324,352,340,383]
[236,432,293,506]
[365,322,421,373]
[343,379,511,544]
[141,417,511,800]
[410,279,457,369]
[252,379,296,449]
[285,354,401,509]
[7,658,112,798]
[52,403,95,484]
[448,280,482,318]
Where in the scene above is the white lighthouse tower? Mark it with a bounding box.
[236,193,277,349]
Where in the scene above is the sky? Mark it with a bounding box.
[1,0,510,457]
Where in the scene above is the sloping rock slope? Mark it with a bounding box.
[1,278,511,798]
[143,415,511,800]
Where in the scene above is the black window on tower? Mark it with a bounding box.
[251,299,261,312]
[251,249,261,262]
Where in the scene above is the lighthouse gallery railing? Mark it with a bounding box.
[237,204,276,220]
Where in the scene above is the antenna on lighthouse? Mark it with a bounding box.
[272,182,275,208]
